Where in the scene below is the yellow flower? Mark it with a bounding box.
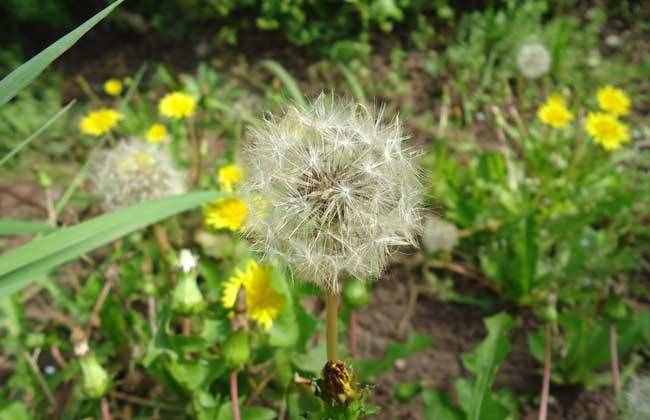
[584,112,630,151]
[103,79,123,96]
[222,260,284,330]
[218,164,243,192]
[204,197,248,231]
[145,123,168,144]
[79,109,123,136]
[597,85,630,116]
[159,92,196,119]
[537,94,574,128]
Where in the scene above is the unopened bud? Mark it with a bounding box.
[223,330,251,369]
[80,354,110,398]
[171,273,205,315]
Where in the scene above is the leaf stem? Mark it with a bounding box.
[326,293,339,361]
[538,324,552,420]
[610,323,621,396]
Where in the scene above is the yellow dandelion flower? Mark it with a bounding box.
[159,92,196,119]
[145,123,168,144]
[537,94,574,128]
[103,79,123,96]
[597,85,631,116]
[79,109,123,136]
[204,197,248,231]
[218,164,243,192]
[584,112,630,151]
[221,260,284,330]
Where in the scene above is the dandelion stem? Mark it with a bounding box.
[610,324,621,396]
[538,324,552,420]
[326,293,338,361]
[230,370,241,420]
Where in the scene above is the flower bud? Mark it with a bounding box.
[171,273,205,315]
[80,354,110,398]
[343,279,370,309]
[223,330,251,369]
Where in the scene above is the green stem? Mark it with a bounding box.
[326,293,338,361]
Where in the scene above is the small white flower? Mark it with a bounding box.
[178,249,198,273]
[516,42,551,79]
[241,94,423,293]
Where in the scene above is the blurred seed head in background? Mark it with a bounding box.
[516,41,551,79]
[623,376,650,420]
[89,139,186,210]
[241,94,423,293]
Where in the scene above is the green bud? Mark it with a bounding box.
[343,279,370,309]
[223,330,250,369]
[541,305,558,323]
[605,298,628,321]
[274,352,293,389]
[80,354,110,398]
[393,382,421,403]
[171,273,205,315]
[37,171,52,188]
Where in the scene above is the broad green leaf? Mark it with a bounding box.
[218,403,277,420]
[0,191,220,296]
[422,390,463,420]
[0,401,31,420]
[0,0,124,106]
[261,60,306,108]
[357,334,432,380]
[461,312,513,420]
[0,219,55,236]
[0,100,75,167]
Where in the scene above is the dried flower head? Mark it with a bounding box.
[623,376,650,420]
[241,95,423,293]
[89,139,186,210]
[516,42,551,79]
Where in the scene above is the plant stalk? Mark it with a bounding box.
[610,324,621,396]
[230,370,241,420]
[326,293,338,361]
[538,324,552,420]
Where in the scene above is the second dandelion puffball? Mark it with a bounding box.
[241,95,423,293]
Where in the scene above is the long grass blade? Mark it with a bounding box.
[338,64,367,105]
[261,60,307,108]
[0,0,125,106]
[0,219,56,236]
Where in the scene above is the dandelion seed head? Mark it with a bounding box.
[241,94,423,293]
[89,139,186,210]
[623,376,650,420]
[516,42,551,79]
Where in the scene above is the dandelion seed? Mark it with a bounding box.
[159,92,196,119]
[218,164,243,192]
[88,139,186,210]
[585,112,630,150]
[204,197,248,231]
[103,79,123,96]
[516,42,551,79]
[240,94,423,293]
[537,94,573,128]
[597,85,631,116]
[145,123,168,144]
[79,109,123,136]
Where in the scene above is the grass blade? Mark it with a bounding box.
[261,60,306,108]
[0,219,56,236]
[0,191,220,296]
[0,0,125,106]
[0,100,75,167]
[338,64,367,105]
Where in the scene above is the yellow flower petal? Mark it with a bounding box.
[159,92,196,119]
[145,123,168,144]
[537,95,574,128]
[585,112,630,151]
[103,79,123,96]
[218,164,243,192]
[204,197,248,231]
[597,85,630,116]
[79,109,123,136]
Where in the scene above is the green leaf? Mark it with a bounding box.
[0,0,124,106]
[421,390,463,420]
[0,401,31,420]
[0,191,220,296]
[461,312,513,420]
[261,60,306,108]
[357,334,432,380]
[218,403,277,420]
[0,219,55,236]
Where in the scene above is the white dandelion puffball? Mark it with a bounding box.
[89,139,186,210]
[422,216,458,254]
[516,42,551,79]
[624,376,650,420]
[241,95,423,293]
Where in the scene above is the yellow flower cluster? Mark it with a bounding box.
[145,123,168,144]
[159,92,196,119]
[103,78,123,96]
[218,164,243,192]
[537,94,573,128]
[204,197,248,231]
[222,260,285,330]
[586,85,631,151]
[79,109,123,136]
